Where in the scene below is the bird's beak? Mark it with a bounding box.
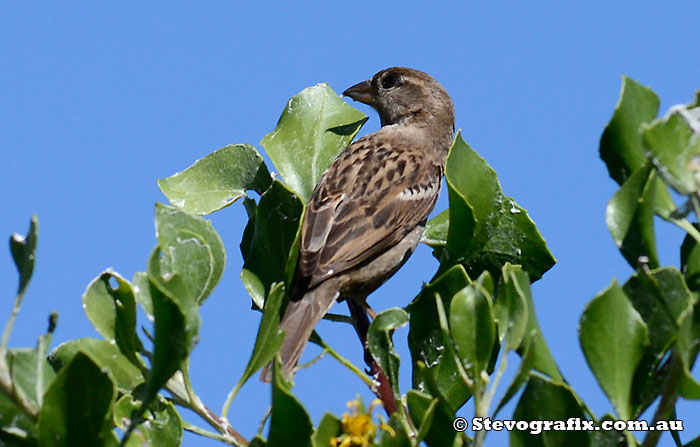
[342,80,375,105]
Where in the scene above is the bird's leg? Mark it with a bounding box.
[346,298,397,417]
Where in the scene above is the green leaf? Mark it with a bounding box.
[519,271,562,381]
[82,270,142,363]
[599,77,682,223]
[141,248,200,410]
[406,390,461,447]
[113,394,138,430]
[475,270,495,297]
[681,227,700,291]
[154,203,226,305]
[38,352,116,447]
[443,135,478,261]
[0,391,37,442]
[495,263,529,351]
[622,267,693,356]
[367,308,409,399]
[132,271,154,320]
[642,103,700,195]
[7,348,55,408]
[283,221,303,293]
[249,435,268,447]
[579,280,648,420]
[590,414,627,447]
[606,162,659,268]
[621,267,696,411]
[601,75,685,229]
[229,282,285,403]
[443,133,555,281]
[407,265,472,410]
[10,215,38,296]
[510,375,590,447]
[449,285,494,378]
[114,395,183,447]
[0,342,54,444]
[651,177,682,221]
[600,76,660,185]
[35,312,57,409]
[268,359,313,447]
[677,306,700,399]
[261,83,368,203]
[158,144,272,215]
[0,322,55,443]
[48,337,144,394]
[486,263,561,382]
[685,432,700,447]
[240,180,303,309]
[378,413,411,447]
[411,394,436,445]
[311,413,341,447]
[421,209,449,249]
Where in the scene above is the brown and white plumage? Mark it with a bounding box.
[261,67,455,382]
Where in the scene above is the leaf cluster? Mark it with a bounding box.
[1,77,699,447]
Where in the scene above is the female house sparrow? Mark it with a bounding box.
[261,67,455,382]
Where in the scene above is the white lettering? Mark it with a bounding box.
[530,421,543,435]
[613,420,627,431]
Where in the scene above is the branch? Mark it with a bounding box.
[166,370,249,446]
[311,334,375,388]
[0,290,25,354]
[642,350,683,447]
[346,299,398,416]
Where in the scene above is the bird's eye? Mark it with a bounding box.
[381,73,402,90]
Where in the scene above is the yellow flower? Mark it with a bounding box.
[330,398,394,447]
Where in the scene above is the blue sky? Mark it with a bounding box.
[2,2,700,446]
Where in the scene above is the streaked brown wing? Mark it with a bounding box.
[294,133,442,294]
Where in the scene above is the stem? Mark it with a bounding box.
[220,382,240,423]
[486,354,509,418]
[181,360,198,407]
[196,403,249,447]
[347,299,398,417]
[669,217,700,245]
[0,290,39,421]
[642,350,683,447]
[297,347,327,370]
[166,369,249,446]
[472,378,486,447]
[315,335,375,388]
[183,422,238,445]
[690,194,700,220]
[0,290,25,354]
[322,313,354,325]
[0,370,38,421]
[257,406,272,436]
[371,364,398,416]
[476,346,511,446]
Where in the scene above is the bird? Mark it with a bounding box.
[261,67,455,383]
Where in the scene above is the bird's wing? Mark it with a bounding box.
[294,132,442,294]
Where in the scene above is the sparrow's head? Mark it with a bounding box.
[343,67,455,134]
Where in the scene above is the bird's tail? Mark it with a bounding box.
[260,285,337,383]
